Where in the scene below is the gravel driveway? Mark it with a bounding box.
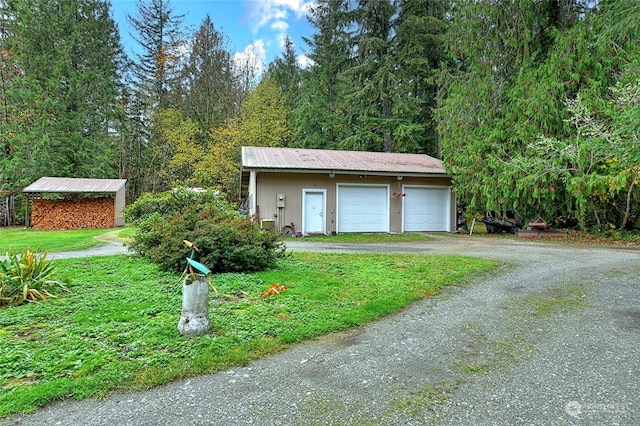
[3,235,639,425]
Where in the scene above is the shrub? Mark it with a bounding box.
[0,248,69,307]
[123,187,232,223]
[193,213,284,273]
[125,188,285,274]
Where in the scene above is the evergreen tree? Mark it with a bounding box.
[127,0,184,109]
[501,1,640,228]
[395,0,449,157]
[297,0,448,155]
[127,0,184,193]
[435,0,636,225]
[0,0,124,188]
[266,36,302,116]
[294,0,353,149]
[342,0,398,152]
[178,15,237,134]
[112,82,150,200]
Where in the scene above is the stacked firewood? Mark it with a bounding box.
[32,197,115,230]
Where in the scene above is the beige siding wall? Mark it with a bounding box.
[254,172,453,234]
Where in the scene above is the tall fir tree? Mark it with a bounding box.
[127,0,184,193]
[394,0,449,157]
[127,0,184,110]
[0,0,124,189]
[112,81,150,201]
[297,0,448,155]
[294,0,353,149]
[266,36,302,118]
[342,0,398,152]
[178,15,237,134]
[265,36,302,147]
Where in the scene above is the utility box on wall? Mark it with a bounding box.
[261,219,275,230]
[276,193,285,208]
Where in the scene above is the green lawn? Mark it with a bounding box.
[0,227,124,254]
[0,253,498,417]
[0,228,425,254]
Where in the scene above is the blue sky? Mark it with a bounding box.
[110,0,315,73]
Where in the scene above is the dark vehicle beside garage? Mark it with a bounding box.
[483,211,523,234]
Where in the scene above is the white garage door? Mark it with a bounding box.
[337,185,389,232]
[403,186,450,231]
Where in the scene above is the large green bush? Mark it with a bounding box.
[123,187,231,223]
[124,188,285,273]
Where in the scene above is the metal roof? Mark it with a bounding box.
[242,146,446,175]
[23,177,127,193]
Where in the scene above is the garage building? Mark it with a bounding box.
[240,146,455,235]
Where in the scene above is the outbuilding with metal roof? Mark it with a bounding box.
[240,146,455,235]
[23,177,127,229]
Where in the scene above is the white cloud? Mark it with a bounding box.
[296,52,314,69]
[248,0,314,33]
[271,20,289,32]
[242,0,314,66]
[233,40,266,78]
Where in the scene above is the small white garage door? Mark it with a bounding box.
[403,186,450,231]
[337,185,389,232]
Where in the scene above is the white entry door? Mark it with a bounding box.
[303,190,326,234]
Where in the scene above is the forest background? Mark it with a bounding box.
[1,0,639,230]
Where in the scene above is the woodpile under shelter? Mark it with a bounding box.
[23,177,127,230]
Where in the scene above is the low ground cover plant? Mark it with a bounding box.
[0,253,497,417]
[125,187,285,273]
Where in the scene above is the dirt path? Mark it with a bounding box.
[4,236,640,425]
[46,231,130,260]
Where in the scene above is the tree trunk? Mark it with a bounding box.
[618,178,636,231]
[178,274,211,337]
[383,96,392,152]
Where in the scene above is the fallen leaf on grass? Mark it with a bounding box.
[260,283,287,298]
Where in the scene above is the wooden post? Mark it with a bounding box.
[24,194,29,228]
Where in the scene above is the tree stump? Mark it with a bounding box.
[178,274,211,337]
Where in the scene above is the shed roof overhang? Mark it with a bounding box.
[23,177,127,194]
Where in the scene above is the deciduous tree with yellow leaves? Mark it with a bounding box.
[191,78,291,200]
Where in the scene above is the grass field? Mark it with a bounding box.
[0,227,124,254]
[0,252,498,417]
